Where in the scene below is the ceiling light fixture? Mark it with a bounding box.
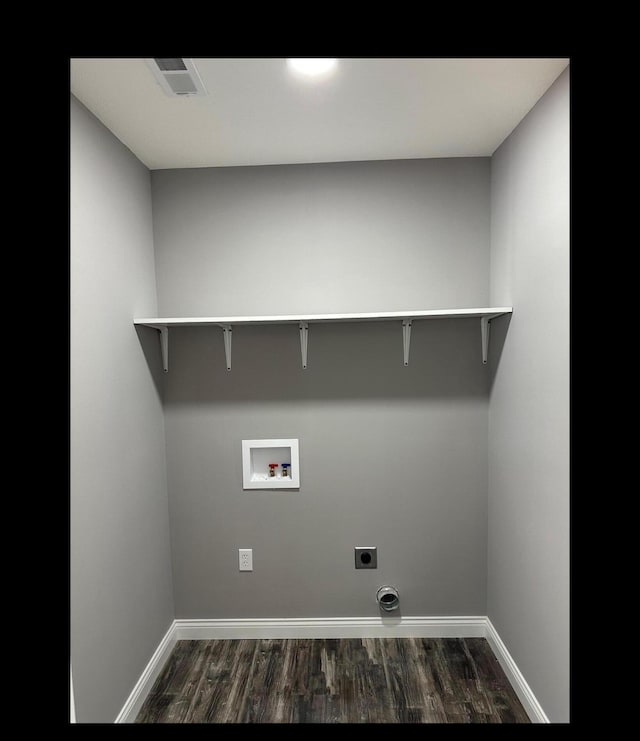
[287,58,337,78]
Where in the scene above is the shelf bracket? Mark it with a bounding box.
[402,319,412,366]
[158,326,169,373]
[299,322,309,369]
[221,325,232,371]
[481,316,491,364]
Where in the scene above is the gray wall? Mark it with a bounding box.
[70,95,175,723]
[151,158,490,316]
[152,158,491,618]
[488,69,569,721]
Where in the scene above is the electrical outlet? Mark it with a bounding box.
[355,546,377,569]
[239,548,253,571]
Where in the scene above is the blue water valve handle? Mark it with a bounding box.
[281,463,290,468]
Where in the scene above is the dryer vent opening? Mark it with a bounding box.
[376,585,399,611]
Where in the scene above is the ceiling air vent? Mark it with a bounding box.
[146,58,207,97]
[154,58,187,71]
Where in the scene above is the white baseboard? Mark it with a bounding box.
[484,618,549,723]
[114,621,177,724]
[70,663,76,723]
[115,615,548,724]
[173,616,487,640]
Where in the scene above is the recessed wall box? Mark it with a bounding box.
[355,546,378,569]
[242,439,300,489]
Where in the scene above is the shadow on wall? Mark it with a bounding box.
[135,325,167,402]
[487,313,511,393]
[148,319,493,403]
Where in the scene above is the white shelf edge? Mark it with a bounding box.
[134,307,513,327]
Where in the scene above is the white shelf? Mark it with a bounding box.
[134,307,512,372]
[135,307,511,327]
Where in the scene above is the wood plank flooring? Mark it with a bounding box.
[136,637,529,723]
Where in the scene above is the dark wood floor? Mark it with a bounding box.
[136,637,529,723]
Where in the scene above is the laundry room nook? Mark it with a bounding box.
[70,57,569,724]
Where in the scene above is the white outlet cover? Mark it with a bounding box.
[239,548,253,571]
[241,439,300,489]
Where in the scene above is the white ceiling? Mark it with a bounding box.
[70,57,569,170]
